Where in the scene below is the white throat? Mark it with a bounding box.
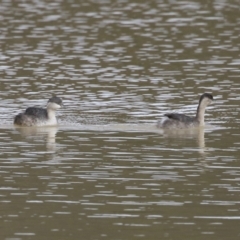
[46,109,58,126]
[196,98,212,126]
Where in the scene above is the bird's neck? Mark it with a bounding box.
[196,101,208,126]
[47,109,57,125]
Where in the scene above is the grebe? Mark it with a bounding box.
[157,93,213,129]
[14,96,63,127]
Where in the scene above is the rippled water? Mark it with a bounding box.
[0,0,240,239]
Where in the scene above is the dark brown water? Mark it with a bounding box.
[0,0,240,239]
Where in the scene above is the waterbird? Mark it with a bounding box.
[14,96,63,127]
[157,93,213,129]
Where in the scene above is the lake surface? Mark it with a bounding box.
[0,0,240,239]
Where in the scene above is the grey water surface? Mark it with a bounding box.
[0,0,240,240]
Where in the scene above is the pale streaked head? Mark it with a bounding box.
[199,93,213,106]
[47,96,63,110]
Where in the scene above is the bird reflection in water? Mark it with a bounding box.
[14,126,58,151]
[159,126,207,158]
